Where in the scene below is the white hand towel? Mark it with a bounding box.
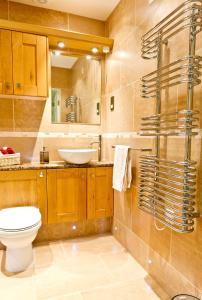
[113,145,132,192]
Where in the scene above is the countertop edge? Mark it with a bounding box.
[0,161,114,171]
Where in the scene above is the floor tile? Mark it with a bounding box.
[62,234,124,256]
[81,279,160,300]
[0,276,36,300]
[0,234,164,300]
[50,294,84,300]
[100,250,147,282]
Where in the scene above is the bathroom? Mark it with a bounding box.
[0,0,201,299]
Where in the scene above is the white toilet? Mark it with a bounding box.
[0,206,41,273]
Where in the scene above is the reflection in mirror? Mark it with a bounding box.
[51,52,101,125]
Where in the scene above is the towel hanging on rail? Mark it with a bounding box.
[112,145,132,192]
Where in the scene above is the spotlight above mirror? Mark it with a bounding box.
[57,41,65,48]
[103,46,110,54]
[91,47,99,54]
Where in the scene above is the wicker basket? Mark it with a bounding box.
[0,153,21,167]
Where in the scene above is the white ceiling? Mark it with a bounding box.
[51,54,78,69]
[12,0,120,21]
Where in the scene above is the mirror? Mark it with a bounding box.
[51,52,101,125]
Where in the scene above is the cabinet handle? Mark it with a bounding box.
[39,171,44,178]
[16,83,22,89]
[91,174,95,178]
[5,82,11,89]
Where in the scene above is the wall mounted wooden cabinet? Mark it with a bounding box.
[12,32,47,97]
[87,167,113,219]
[0,30,48,98]
[0,29,13,95]
[47,169,87,224]
[0,170,47,224]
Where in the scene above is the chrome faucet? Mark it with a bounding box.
[90,135,102,162]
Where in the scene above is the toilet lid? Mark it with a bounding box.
[0,206,41,231]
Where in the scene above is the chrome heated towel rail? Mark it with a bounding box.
[139,0,201,233]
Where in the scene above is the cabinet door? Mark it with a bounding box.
[87,167,113,219]
[12,32,47,97]
[47,169,87,224]
[0,170,47,224]
[0,29,13,95]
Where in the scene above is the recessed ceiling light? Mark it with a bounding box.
[53,50,61,56]
[103,46,110,54]
[91,47,98,54]
[86,55,92,60]
[58,41,65,48]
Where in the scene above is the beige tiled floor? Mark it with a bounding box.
[0,234,168,300]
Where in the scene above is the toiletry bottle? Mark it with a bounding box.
[40,147,49,164]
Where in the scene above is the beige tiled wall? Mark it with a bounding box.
[1,1,106,36]
[103,0,202,298]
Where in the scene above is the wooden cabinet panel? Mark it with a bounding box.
[0,170,47,224]
[0,29,13,95]
[87,167,113,219]
[12,32,47,97]
[47,169,87,224]
[37,35,47,97]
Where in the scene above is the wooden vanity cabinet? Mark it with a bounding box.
[0,170,47,224]
[47,169,87,224]
[47,167,113,224]
[87,167,113,219]
[0,167,113,226]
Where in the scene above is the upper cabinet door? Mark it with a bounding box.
[87,167,113,219]
[0,29,13,95]
[12,32,47,97]
[47,169,87,224]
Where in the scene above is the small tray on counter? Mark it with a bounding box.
[0,153,21,167]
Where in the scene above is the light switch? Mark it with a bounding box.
[96,102,100,115]
[110,96,114,111]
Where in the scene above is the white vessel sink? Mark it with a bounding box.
[58,149,97,164]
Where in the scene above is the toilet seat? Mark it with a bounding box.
[0,206,41,232]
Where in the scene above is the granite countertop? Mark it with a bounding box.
[0,161,114,171]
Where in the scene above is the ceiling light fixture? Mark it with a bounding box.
[86,55,92,60]
[91,47,98,54]
[103,46,110,54]
[58,41,65,48]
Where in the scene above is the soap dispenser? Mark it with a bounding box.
[40,147,49,164]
